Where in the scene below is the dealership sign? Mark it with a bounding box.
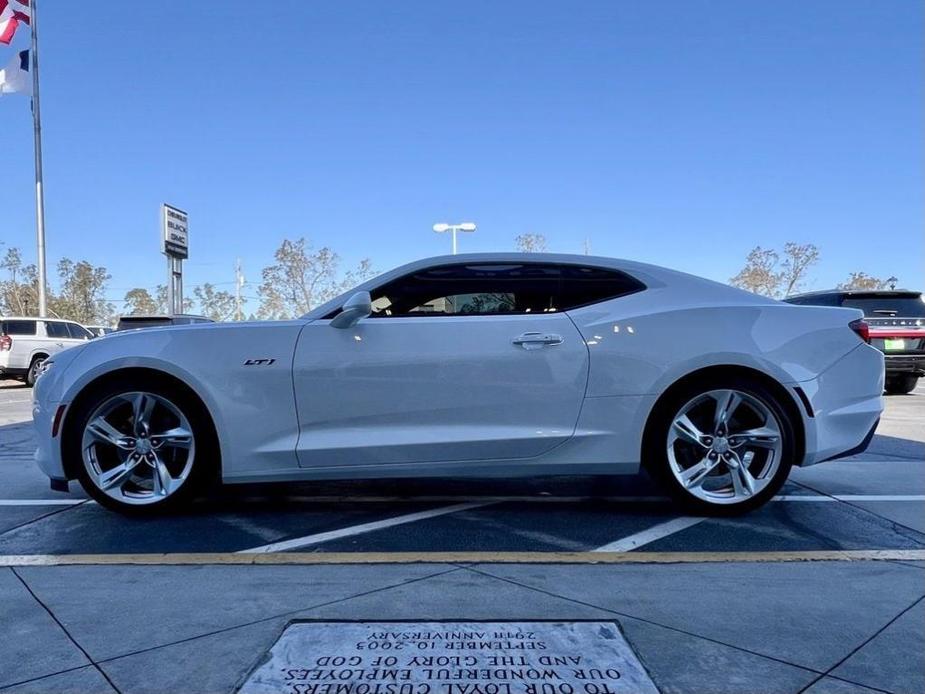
[161,204,189,259]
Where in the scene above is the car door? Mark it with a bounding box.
[64,321,94,345]
[292,262,590,468]
[42,320,73,356]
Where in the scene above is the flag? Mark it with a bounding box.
[0,48,30,95]
[0,0,30,45]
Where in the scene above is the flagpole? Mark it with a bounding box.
[30,0,48,317]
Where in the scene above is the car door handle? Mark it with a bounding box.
[512,332,564,349]
[55,342,64,347]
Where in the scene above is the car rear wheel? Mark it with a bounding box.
[71,379,213,514]
[648,378,796,515]
[885,375,918,395]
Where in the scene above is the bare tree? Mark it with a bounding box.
[515,234,548,253]
[730,242,819,298]
[837,272,892,291]
[193,283,236,322]
[729,247,781,297]
[257,238,375,319]
[779,242,820,297]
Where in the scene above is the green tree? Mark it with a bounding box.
[154,284,193,313]
[50,259,114,324]
[0,247,40,316]
[123,288,158,315]
[257,238,374,319]
[193,283,236,321]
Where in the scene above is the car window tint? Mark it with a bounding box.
[365,263,646,317]
[841,296,925,318]
[44,321,70,338]
[66,323,93,339]
[1,320,37,335]
[787,294,840,307]
[370,264,560,316]
[558,265,646,310]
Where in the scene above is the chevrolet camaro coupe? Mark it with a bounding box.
[32,253,884,515]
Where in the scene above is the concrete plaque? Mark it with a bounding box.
[239,622,658,694]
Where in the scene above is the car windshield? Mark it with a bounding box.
[841,296,925,317]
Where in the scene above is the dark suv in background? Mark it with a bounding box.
[785,289,925,394]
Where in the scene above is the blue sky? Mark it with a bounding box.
[1,0,922,313]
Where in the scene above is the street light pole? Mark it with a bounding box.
[30,0,48,316]
[432,222,476,255]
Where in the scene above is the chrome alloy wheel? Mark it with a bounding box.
[81,391,195,505]
[666,388,783,505]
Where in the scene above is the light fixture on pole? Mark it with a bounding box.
[433,222,476,255]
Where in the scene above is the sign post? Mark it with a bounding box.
[161,204,189,316]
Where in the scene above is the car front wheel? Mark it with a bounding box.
[648,378,796,515]
[71,379,212,514]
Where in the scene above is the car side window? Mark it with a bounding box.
[1,320,37,335]
[44,321,70,339]
[66,323,93,340]
[369,264,561,317]
[364,263,646,317]
[558,265,646,310]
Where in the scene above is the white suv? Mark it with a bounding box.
[0,317,94,386]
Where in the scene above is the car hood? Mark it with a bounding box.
[108,319,304,339]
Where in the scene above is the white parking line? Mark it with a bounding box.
[592,516,706,552]
[776,495,925,502]
[0,499,86,506]
[237,502,493,554]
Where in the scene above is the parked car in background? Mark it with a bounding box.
[33,254,883,516]
[85,325,116,337]
[0,317,94,386]
[116,314,213,331]
[785,289,925,394]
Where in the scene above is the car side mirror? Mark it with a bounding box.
[330,291,372,329]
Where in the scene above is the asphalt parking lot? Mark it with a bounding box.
[1,379,924,693]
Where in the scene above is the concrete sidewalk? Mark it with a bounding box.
[3,560,923,694]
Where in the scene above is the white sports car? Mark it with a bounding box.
[32,254,884,515]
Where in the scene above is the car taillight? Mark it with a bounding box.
[849,318,870,343]
[0,335,11,351]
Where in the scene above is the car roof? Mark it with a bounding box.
[0,316,76,322]
[301,252,777,320]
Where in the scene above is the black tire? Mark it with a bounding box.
[645,376,797,516]
[26,355,46,387]
[884,375,918,395]
[67,374,217,515]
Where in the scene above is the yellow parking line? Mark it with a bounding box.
[1,550,923,566]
